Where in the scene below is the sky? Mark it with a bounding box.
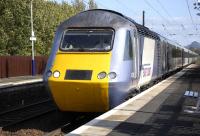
[56,0,200,46]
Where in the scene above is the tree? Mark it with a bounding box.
[89,0,98,9]
[72,0,86,13]
[0,0,98,56]
[0,0,78,56]
[0,0,31,55]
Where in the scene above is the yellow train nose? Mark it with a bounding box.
[48,80,109,112]
[47,52,112,112]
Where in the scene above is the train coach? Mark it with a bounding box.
[44,9,198,112]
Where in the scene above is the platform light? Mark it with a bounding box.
[97,72,107,79]
[53,71,60,78]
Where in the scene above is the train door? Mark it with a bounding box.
[129,30,139,88]
[163,42,167,74]
[138,34,144,79]
[181,49,184,67]
[166,42,170,72]
[156,40,162,78]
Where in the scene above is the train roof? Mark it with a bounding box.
[82,9,160,40]
[125,17,160,40]
[61,9,160,40]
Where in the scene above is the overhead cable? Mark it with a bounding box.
[185,0,198,31]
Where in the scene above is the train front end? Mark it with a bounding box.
[44,9,137,112]
[46,29,113,112]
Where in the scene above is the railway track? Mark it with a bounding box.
[0,99,56,127]
[44,112,101,136]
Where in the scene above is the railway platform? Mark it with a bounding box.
[0,75,42,89]
[67,64,200,136]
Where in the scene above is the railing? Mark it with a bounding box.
[0,56,48,78]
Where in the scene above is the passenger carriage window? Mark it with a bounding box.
[124,31,133,60]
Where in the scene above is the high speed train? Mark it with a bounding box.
[43,9,198,112]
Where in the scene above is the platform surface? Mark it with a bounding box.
[67,64,200,136]
[0,76,42,89]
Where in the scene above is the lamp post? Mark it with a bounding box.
[30,0,36,76]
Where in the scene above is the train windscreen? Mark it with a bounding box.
[60,29,114,52]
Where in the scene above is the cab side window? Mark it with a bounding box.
[124,31,133,60]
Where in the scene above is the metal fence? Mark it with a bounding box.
[0,56,48,78]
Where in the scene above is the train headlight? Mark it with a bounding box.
[46,70,52,77]
[53,71,60,78]
[108,72,117,79]
[97,72,107,79]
